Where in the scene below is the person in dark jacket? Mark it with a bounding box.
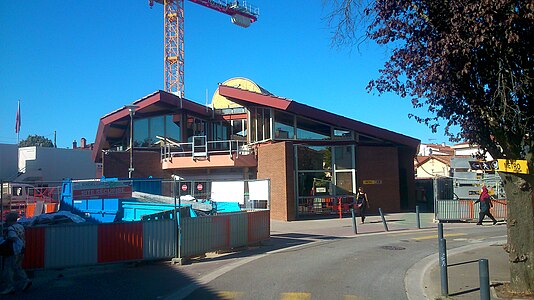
[474,186,498,225]
[355,187,370,224]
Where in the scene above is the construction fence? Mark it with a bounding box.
[429,177,508,222]
[23,210,270,270]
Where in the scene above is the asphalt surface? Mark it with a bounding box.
[0,212,512,300]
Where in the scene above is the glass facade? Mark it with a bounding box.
[296,116,330,140]
[249,107,271,142]
[274,111,295,139]
[133,115,181,147]
[296,144,356,217]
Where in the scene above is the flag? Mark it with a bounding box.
[15,100,20,134]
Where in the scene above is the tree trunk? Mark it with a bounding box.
[500,172,534,294]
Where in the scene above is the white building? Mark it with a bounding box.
[17,146,97,183]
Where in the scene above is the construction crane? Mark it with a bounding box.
[148,0,259,97]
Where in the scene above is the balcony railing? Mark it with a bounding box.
[160,136,251,161]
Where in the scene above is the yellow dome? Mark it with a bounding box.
[211,77,271,109]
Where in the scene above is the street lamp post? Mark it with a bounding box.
[126,104,138,178]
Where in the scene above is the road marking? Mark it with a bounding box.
[412,233,466,241]
[217,291,244,299]
[344,295,362,300]
[280,292,311,300]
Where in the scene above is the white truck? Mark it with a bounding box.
[1,182,60,218]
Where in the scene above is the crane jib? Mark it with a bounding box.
[150,0,259,21]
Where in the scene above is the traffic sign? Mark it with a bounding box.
[181,184,187,191]
[197,183,203,191]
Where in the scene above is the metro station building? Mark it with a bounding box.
[92,78,420,221]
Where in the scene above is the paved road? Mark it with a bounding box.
[2,214,506,300]
[182,226,506,300]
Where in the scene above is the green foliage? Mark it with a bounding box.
[329,0,533,165]
[19,135,54,147]
[328,0,534,293]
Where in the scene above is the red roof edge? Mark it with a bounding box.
[219,85,420,151]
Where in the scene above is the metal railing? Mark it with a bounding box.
[435,198,507,221]
[161,136,251,161]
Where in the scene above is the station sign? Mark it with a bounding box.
[497,159,530,174]
[72,181,132,200]
[363,180,382,185]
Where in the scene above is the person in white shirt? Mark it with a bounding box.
[1,212,31,295]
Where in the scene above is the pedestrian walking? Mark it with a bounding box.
[1,212,31,295]
[356,187,370,224]
[474,186,498,226]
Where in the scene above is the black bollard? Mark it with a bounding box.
[479,259,490,300]
[416,205,421,229]
[378,208,389,232]
[351,208,357,234]
[439,238,449,296]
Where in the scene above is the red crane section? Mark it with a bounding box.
[148,0,259,96]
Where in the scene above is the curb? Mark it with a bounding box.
[405,239,507,300]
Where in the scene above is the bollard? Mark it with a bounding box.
[438,222,444,240]
[351,208,358,234]
[416,205,421,229]
[439,238,449,296]
[378,208,389,232]
[479,259,490,300]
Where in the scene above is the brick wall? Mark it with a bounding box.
[102,151,169,179]
[257,142,296,221]
[357,146,400,213]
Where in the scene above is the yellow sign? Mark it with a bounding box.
[363,180,382,185]
[497,159,530,174]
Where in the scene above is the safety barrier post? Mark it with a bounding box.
[438,222,444,240]
[416,205,421,229]
[439,238,449,296]
[479,259,490,300]
[378,208,389,231]
[351,208,357,234]
[338,197,342,219]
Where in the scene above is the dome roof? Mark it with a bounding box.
[211,77,271,109]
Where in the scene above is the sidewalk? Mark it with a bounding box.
[423,239,510,300]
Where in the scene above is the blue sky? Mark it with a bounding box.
[0,1,451,148]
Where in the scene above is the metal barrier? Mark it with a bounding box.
[23,210,270,270]
[160,136,250,161]
[435,199,507,221]
[181,210,270,258]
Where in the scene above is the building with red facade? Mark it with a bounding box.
[92,78,420,221]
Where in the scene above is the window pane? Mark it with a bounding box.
[133,118,149,147]
[150,116,165,146]
[232,119,246,140]
[274,111,294,139]
[165,115,181,142]
[296,117,331,140]
[335,171,354,195]
[297,145,331,171]
[298,172,332,197]
[264,109,271,140]
[256,108,264,141]
[334,146,353,170]
[250,108,257,142]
